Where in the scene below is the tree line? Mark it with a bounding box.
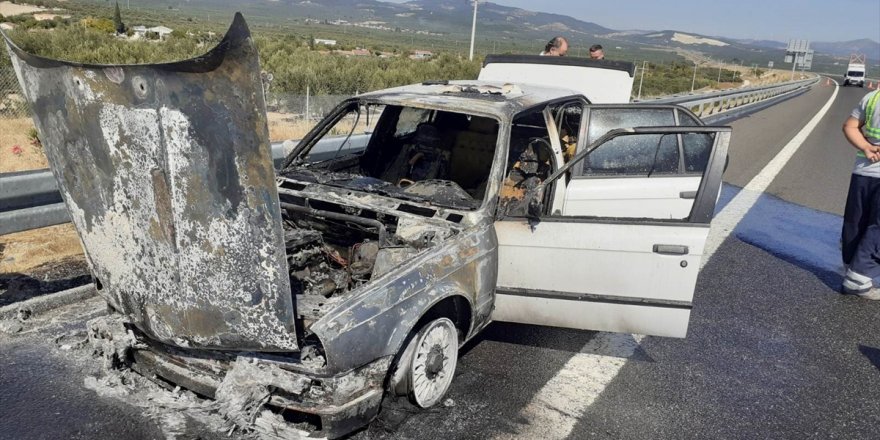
[2,23,481,95]
[2,2,751,99]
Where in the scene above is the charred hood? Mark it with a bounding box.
[2,14,299,351]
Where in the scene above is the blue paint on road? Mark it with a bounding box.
[724,184,845,289]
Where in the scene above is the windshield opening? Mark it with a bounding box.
[282,101,500,210]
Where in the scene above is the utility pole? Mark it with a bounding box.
[717,62,723,85]
[637,61,647,100]
[468,1,479,61]
[691,62,698,93]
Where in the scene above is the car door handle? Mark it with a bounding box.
[653,244,689,255]
[679,191,697,199]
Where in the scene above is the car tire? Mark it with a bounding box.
[389,317,459,408]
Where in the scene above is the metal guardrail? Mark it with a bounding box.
[0,169,68,236]
[0,77,821,236]
[638,77,819,120]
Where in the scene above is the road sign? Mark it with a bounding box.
[785,40,811,75]
[801,50,813,70]
[787,39,810,53]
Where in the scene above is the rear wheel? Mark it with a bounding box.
[390,317,459,408]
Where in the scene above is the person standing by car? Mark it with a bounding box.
[540,37,568,56]
[589,44,605,60]
[841,89,880,299]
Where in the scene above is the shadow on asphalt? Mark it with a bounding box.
[0,256,91,307]
[464,322,655,362]
[463,322,596,355]
[858,345,880,371]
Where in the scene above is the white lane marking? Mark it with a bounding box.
[499,333,643,440]
[703,80,839,267]
[499,81,838,440]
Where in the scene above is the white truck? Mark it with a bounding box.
[843,54,866,87]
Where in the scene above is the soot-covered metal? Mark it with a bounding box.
[2,14,298,351]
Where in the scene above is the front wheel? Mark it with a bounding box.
[389,317,459,408]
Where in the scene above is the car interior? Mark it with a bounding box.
[296,103,501,206]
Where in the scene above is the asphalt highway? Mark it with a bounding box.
[2,80,878,440]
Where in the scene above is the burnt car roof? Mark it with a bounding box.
[358,80,583,117]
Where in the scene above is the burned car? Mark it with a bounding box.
[4,14,730,438]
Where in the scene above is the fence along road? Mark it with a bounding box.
[0,76,818,236]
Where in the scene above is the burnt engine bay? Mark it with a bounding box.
[278,180,460,338]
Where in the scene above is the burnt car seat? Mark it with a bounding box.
[382,122,451,185]
[449,117,499,198]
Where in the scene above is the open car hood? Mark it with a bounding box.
[2,14,298,351]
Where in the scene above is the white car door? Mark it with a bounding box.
[493,121,731,338]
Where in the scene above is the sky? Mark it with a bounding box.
[386,0,880,43]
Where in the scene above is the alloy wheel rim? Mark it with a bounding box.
[410,318,458,408]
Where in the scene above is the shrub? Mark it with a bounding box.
[81,17,116,34]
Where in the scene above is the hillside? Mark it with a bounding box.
[141,0,877,66]
[10,0,880,72]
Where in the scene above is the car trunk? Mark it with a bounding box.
[2,14,299,351]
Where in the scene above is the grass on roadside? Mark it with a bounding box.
[0,117,46,173]
[0,224,85,276]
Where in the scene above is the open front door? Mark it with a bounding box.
[492,124,730,338]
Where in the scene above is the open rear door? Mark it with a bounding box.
[3,14,298,351]
[493,126,730,337]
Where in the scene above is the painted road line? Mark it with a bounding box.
[703,80,840,267]
[500,333,643,439]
